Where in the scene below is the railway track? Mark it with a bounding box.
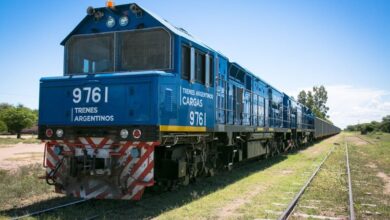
[12,199,89,219]
[355,135,375,145]
[277,145,336,220]
[345,141,355,220]
[278,137,356,220]
[10,139,344,219]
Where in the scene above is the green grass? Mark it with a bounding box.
[0,164,53,211]
[348,133,390,219]
[0,137,41,145]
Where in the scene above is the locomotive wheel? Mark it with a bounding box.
[283,140,289,152]
[270,140,279,157]
[296,138,302,148]
[208,168,215,177]
[263,142,269,159]
[180,176,190,186]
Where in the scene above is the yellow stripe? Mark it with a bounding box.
[268,128,274,131]
[257,127,264,131]
[160,125,206,132]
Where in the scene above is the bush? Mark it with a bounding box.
[346,115,390,134]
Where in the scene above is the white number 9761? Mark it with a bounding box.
[72,87,108,104]
[189,111,206,126]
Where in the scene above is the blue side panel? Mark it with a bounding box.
[290,99,298,129]
[253,80,268,127]
[269,88,283,128]
[297,104,303,129]
[216,57,228,124]
[302,107,315,130]
[177,80,215,128]
[283,94,290,128]
[38,73,160,126]
[159,78,179,126]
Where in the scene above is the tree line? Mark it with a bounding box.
[345,115,390,134]
[0,103,38,138]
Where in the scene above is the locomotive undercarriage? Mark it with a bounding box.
[155,131,313,189]
[43,131,313,199]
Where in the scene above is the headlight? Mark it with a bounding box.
[120,129,129,139]
[106,16,116,28]
[119,16,129,26]
[56,129,64,138]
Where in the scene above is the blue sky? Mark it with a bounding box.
[0,0,389,128]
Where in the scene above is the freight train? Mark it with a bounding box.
[38,2,340,200]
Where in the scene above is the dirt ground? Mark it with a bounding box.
[0,143,44,170]
[0,134,37,139]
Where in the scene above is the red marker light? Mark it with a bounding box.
[45,129,53,138]
[132,129,142,139]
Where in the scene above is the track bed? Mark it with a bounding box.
[2,133,389,219]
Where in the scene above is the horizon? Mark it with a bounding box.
[0,0,389,128]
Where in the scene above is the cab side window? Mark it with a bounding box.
[181,45,213,87]
[208,55,213,87]
[181,45,191,80]
[195,51,205,84]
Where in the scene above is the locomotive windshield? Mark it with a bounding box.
[67,34,115,74]
[66,28,171,75]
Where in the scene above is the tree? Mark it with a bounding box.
[0,106,37,138]
[0,103,13,112]
[346,125,356,131]
[297,85,329,120]
[0,103,11,133]
[312,86,329,119]
[297,90,307,106]
[307,91,314,111]
[0,120,7,133]
[379,115,390,132]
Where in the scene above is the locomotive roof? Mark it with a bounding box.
[61,3,305,109]
[61,3,227,59]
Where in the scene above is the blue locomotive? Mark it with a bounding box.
[38,2,340,200]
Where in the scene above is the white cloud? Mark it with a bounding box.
[288,85,390,129]
[327,85,390,129]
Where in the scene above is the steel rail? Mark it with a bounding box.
[12,199,89,220]
[346,141,355,220]
[277,145,336,220]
